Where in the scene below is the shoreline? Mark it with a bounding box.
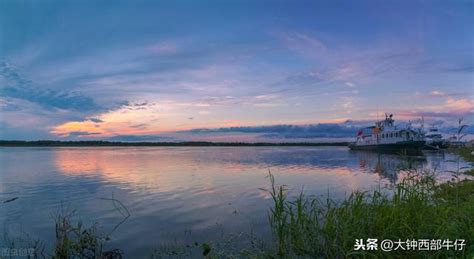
[0,140,349,147]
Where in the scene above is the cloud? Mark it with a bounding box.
[147,41,178,55]
[273,31,328,60]
[89,118,104,123]
[429,90,446,97]
[442,65,474,73]
[270,29,472,97]
[185,124,359,139]
[68,131,101,137]
[403,96,474,119]
[106,135,173,142]
[0,61,101,112]
[414,62,474,74]
[255,94,278,100]
[443,97,474,114]
[130,123,148,129]
[426,90,466,98]
[395,108,473,123]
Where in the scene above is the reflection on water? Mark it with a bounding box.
[0,147,468,257]
[353,151,427,182]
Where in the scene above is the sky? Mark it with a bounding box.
[0,0,473,142]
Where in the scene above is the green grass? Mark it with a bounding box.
[464,169,474,176]
[264,171,474,258]
[455,147,474,176]
[458,147,474,163]
[52,210,123,259]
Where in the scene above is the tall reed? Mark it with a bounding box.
[266,170,473,258]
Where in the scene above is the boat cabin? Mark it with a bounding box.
[354,114,424,146]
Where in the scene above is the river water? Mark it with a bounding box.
[0,146,469,257]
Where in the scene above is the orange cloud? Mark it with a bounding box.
[443,97,474,113]
[50,100,246,138]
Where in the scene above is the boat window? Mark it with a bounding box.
[390,133,393,138]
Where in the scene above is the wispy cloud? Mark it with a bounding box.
[0,62,101,112]
[147,41,178,55]
[185,124,357,138]
[272,31,329,60]
[429,90,447,97]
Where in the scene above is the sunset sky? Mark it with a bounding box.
[1,1,473,141]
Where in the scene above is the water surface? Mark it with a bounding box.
[0,146,468,257]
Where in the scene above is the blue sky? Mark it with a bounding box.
[0,0,473,141]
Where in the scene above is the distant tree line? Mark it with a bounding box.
[0,140,348,147]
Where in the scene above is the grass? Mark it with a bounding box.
[264,171,474,258]
[456,147,474,176]
[457,147,474,163]
[53,210,105,258]
[51,198,128,259]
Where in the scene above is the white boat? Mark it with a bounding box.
[424,126,447,149]
[348,114,425,151]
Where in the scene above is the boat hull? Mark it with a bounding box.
[348,141,426,151]
[423,141,448,150]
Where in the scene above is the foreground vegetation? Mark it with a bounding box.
[263,172,473,258]
[458,146,474,176]
[457,147,474,163]
[259,147,473,258]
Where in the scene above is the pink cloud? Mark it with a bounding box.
[147,42,178,55]
[443,97,474,113]
[429,90,446,97]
